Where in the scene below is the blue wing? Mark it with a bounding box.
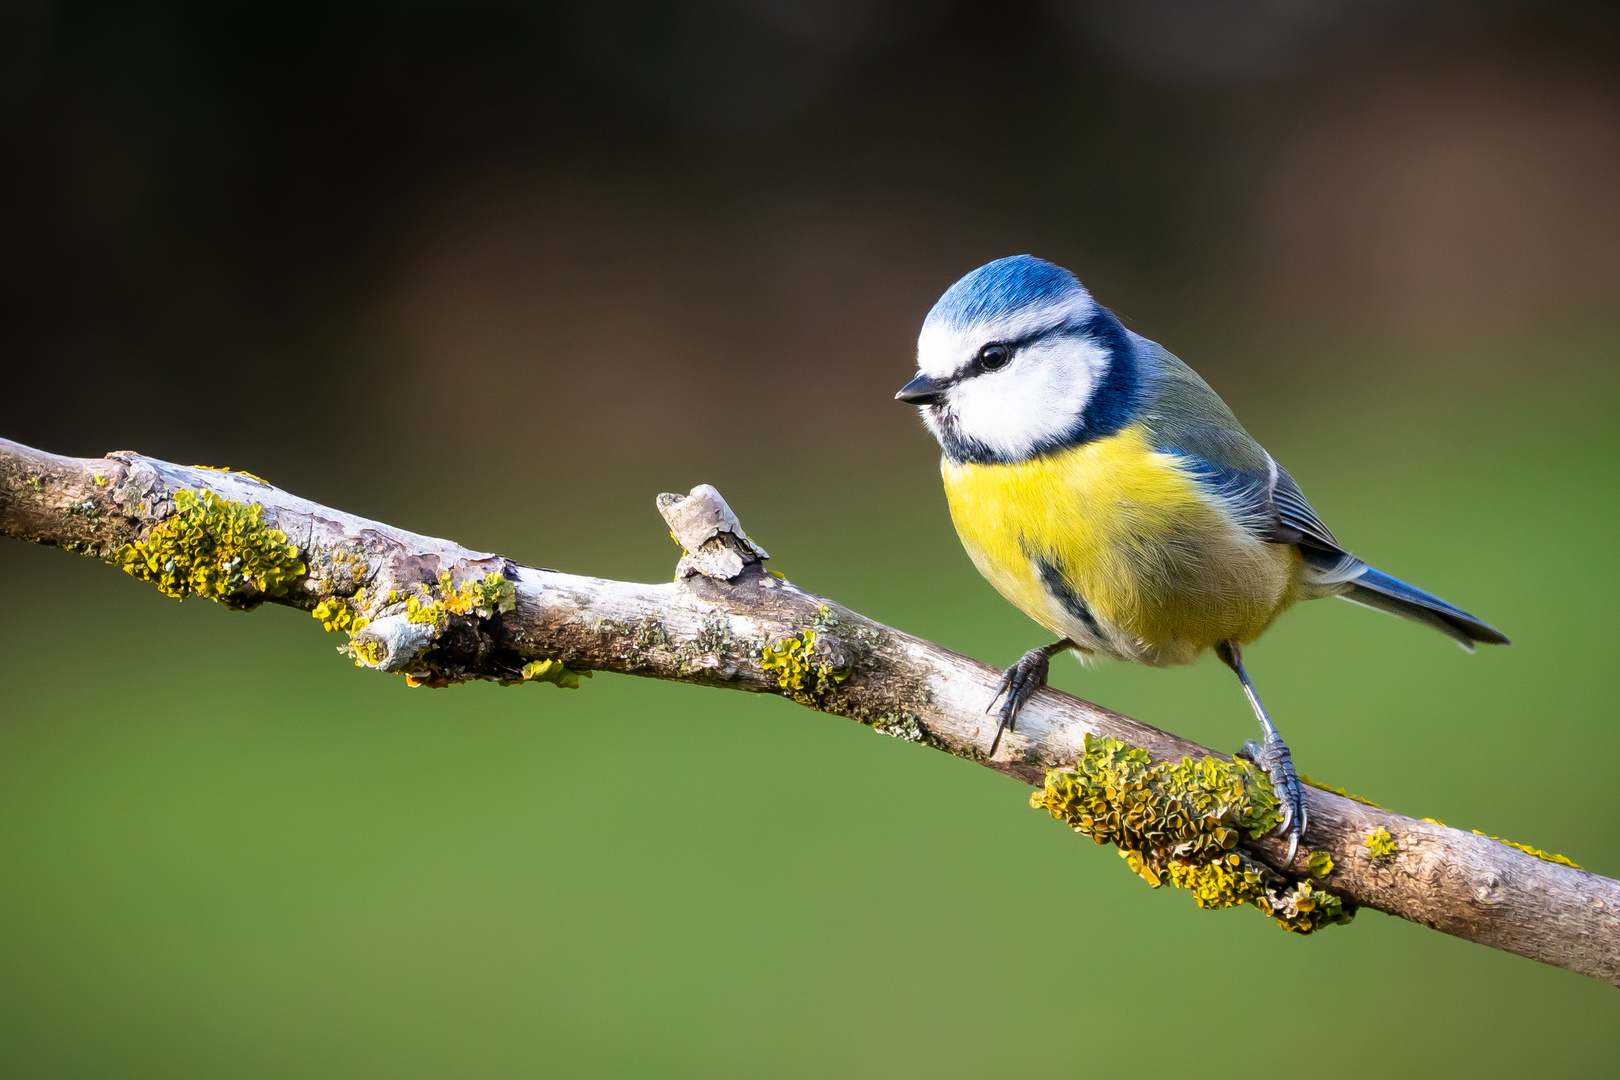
[1169,446,1347,555]
[1136,341,1508,648]
[1134,341,1343,553]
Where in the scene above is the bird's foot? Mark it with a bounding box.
[1238,733,1307,866]
[987,645,1061,757]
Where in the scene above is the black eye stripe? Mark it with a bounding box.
[957,316,1096,383]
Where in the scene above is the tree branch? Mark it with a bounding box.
[3,436,1616,983]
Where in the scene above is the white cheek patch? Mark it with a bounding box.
[947,336,1109,460]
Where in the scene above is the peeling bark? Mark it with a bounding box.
[2,436,1617,984]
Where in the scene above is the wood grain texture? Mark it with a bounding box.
[3,436,1617,984]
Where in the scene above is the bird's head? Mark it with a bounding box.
[897,255,1140,465]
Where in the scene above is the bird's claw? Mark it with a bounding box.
[986,648,1054,757]
[1238,734,1307,867]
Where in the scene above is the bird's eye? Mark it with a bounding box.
[977,344,1011,371]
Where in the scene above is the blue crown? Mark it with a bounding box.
[923,255,1084,331]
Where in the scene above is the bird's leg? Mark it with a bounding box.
[1216,641,1307,867]
[986,639,1074,756]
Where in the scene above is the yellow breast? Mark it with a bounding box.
[940,425,1303,665]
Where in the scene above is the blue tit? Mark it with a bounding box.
[895,255,1507,860]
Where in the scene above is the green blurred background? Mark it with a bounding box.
[3,1,1620,1075]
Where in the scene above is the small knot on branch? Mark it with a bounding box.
[657,484,769,582]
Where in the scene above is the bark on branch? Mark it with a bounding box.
[2,436,1616,983]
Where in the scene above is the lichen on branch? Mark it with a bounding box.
[403,569,518,630]
[111,489,306,607]
[1365,826,1397,860]
[1032,735,1355,933]
[758,604,861,706]
[518,658,589,689]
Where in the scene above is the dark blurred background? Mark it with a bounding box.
[3,1,1619,1075]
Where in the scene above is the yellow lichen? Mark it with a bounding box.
[1265,879,1344,934]
[1365,826,1397,860]
[1414,818,1579,868]
[191,463,267,483]
[1032,735,1355,934]
[111,489,305,607]
[1306,849,1334,880]
[311,598,368,634]
[349,637,386,667]
[761,633,815,694]
[759,628,850,705]
[1300,774,1381,808]
[403,571,515,630]
[405,594,443,627]
[440,570,516,618]
[1471,831,1581,869]
[325,550,370,583]
[519,658,590,689]
[1163,854,1269,909]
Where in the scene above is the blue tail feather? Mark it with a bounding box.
[1341,567,1510,649]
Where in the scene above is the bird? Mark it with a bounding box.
[895,254,1508,863]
